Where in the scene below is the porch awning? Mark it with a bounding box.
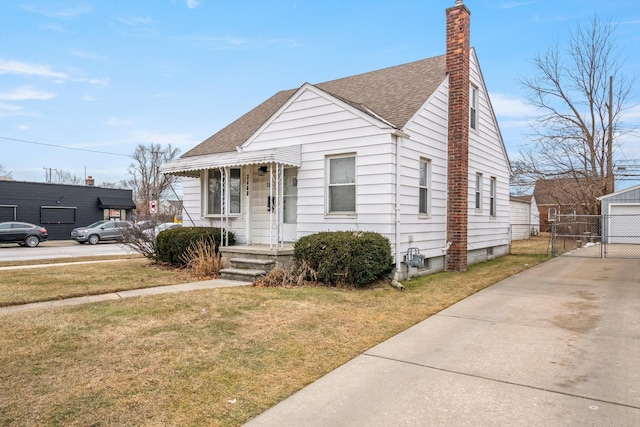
[97,197,137,210]
[159,145,301,177]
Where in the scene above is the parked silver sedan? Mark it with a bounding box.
[70,220,132,245]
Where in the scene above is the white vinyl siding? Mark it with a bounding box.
[467,48,511,255]
[398,79,449,260]
[245,86,397,239]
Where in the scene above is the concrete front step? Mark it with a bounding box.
[229,257,275,271]
[220,268,266,282]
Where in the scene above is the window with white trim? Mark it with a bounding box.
[475,172,483,211]
[205,168,241,215]
[470,84,478,130]
[489,176,497,217]
[327,155,356,213]
[419,158,431,215]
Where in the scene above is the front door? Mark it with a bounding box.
[282,168,298,242]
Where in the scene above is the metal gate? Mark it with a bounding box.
[552,214,640,259]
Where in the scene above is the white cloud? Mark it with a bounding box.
[106,117,134,126]
[186,0,200,9]
[0,59,109,87]
[489,92,537,118]
[621,104,640,123]
[0,85,56,101]
[18,124,30,131]
[0,102,23,111]
[81,95,97,102]
[20,4,92,19]
[116,16,153,26]
[499,1,539,9]
[129,130,199,150]
[73,77,110,87]
[40,23,67,32]
[0,59,68,79]
[67,49,106,61]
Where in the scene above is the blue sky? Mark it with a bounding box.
[1,0,639,189]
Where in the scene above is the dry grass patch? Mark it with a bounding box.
[0,254,142,268]
[0,259,191,307]
[0,252,549,426]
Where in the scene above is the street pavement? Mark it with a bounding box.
[245,256,640,426]
[0,240,135,262]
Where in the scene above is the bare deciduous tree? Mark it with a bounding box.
[50,169,82,185]
[126,143,180,216]
[516,14,636,214]
[0,164,12,180]
[100,181,129,189]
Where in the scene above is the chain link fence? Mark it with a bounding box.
[511,214,640,259]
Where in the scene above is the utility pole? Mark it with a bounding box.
[607,75,614,194]
[43,167,55,183]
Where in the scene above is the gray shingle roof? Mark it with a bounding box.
[182,54,447,158]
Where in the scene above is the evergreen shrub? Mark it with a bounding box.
[155,227,235,265]
[293,231,394,287]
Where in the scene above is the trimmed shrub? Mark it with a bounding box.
[293,231,394,287]
[155,227,235,265]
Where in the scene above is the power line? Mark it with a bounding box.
[0,136,131,157]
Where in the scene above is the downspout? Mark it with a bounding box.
[394,134,402,277]
[391,130,410,290]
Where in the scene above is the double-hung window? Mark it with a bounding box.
[419,158,431,215]
[475,172,483,211]
[470,84,478,130]
[327,155,356,213]
[489,177,497,217]
[205,168,241,215]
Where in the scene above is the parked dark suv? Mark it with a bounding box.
[0,222,48,247]
[70,220,132,245]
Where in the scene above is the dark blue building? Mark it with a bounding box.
[0,179,136,240]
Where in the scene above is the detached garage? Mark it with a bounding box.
[598,184,640,244]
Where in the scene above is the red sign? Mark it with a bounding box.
[149,200,157,214]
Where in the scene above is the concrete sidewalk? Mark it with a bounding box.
[0,278,251,315]
[245,257,640,426]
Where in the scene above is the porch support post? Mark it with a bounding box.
[269,165,274,249]
[220,167,229,247]
[245,169,251,245]
[277,162,283,248]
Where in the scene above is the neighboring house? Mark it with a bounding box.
[533,177,593,231]
[160,0,511,276]
[0,178,136,240]
[509,195,540,240]
[597,184,640,244]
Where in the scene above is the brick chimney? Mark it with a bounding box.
[446,0,471,272]
[85,176,95,186]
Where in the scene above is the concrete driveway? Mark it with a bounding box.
[245,257,640,426]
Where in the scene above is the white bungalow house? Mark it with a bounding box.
[160,0,511,278]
